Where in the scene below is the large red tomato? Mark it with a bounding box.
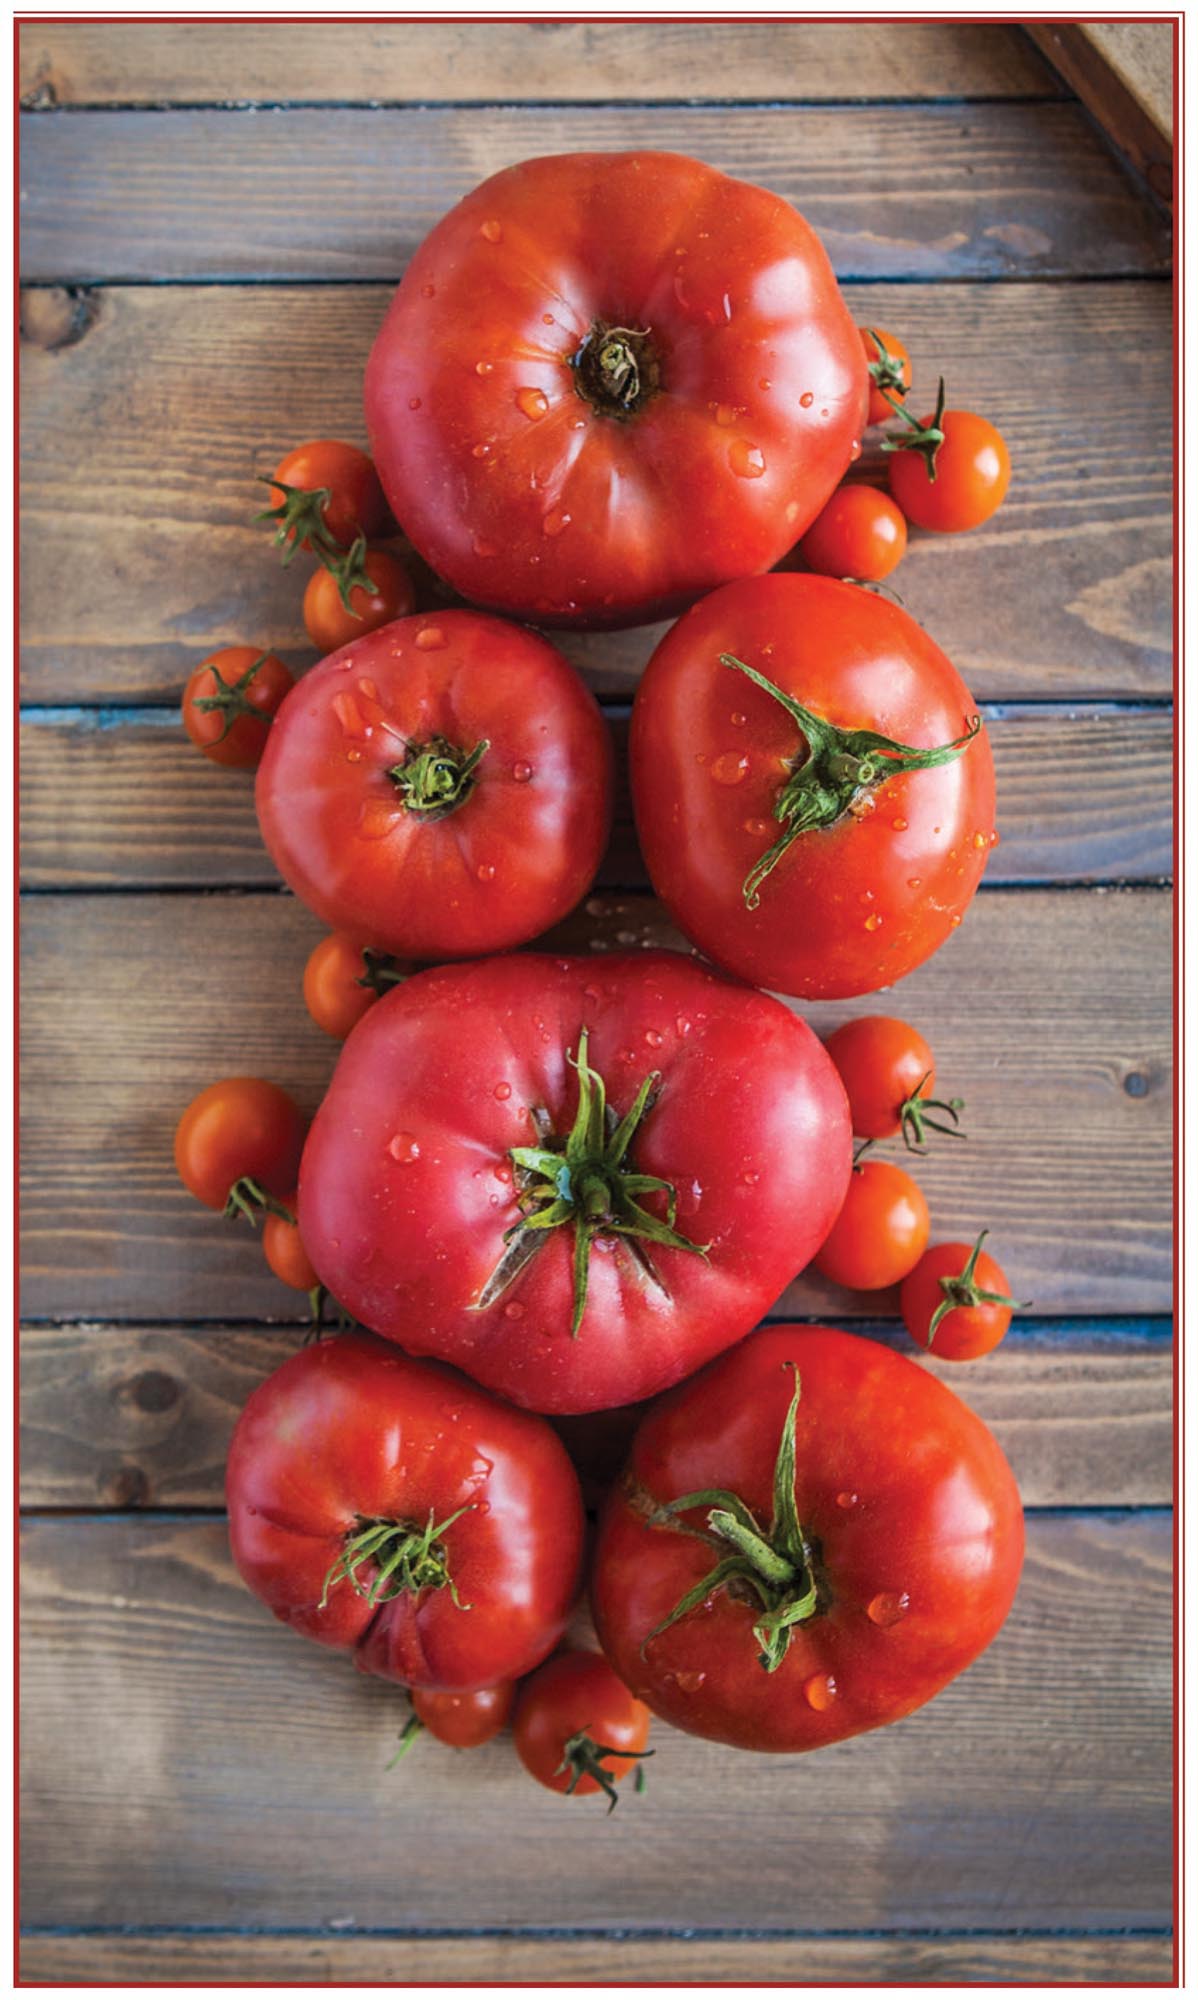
[297,952,851,1415]
[255,610,612,958]
[591,1325,1024,1752]
[226,1333,584,1691]
[364,151,867,629]
[630,573,996,998]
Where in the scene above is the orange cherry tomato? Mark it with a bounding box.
[822,1016,964,1152]
[181,648,293,769]
[303,547,415,653]
[813,1156,930,1291]
[797,485,907,582]
[262,439,391,559]
[859,326,911,426]
[262,1196,321,1292]
[889,409,1011,532]
[303,933,408,1040]
[900,1232,1027,1360]
[513,1652,652,1810]
[174,1078,307,1215]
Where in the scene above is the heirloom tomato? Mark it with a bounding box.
[297,951,851,1415]
[226,1332,584,1690]
[591,1325,1024,1753]
[364,150,867,628]
[256,610,612,959]
[513,1652,652,1809]
[630,573,996,999]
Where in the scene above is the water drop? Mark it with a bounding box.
[477,862,496,883]
[675,1016,692,1037]
[799,391,814,409]
[542,312,555,325]
[421,283,436,298]
[674,1669,706,1693]
[729,711,747,728]
[645,1029,663,1048]
[480,218,503,243]
[949,915,962,929]
[864,913,883,932]
[493,1081,512,1101]
[860,889,875,904]
[758,377,772,391]
[358,799,401,841]
[408,396,422,411]
[345,746,363,763]
[472,442,491,459]
[804,1673,837,1711]
[892,817,909,831]
[542,509,571,538]
[711,751,750,786]
[721,291,733,321]
[493,1163,513,1185]
[849,438,862,462]
[820,407,829,419]
[907,876,922,889]
[503,1301,525,1321]
[741,1169,760,1186]
[744,817,773,838]
[973,831,987,849]
[990,829,1001,847]
[836,1490,858,1510]
[714,402,738,427]
[389,1132,420,1163]
[867,1590,910,1628]
[729,441,766,480]
[516,386,548,422]
[357,677,378,700]
[475,360,493,377]
[512,761,533,784]
[785,500,800,523]
[415,625,447,651]
[332,691,365,737]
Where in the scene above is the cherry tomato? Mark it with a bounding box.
[630,574,996,1000]
[302,547,415,653]
[174,1077,306,1216]
[888,404,1011,532]
[859,326,911,425]
[900,1232,1026,1361]
[513,1652,651,1809]
[591,1325,1025,1753]
[412,1680,515,1748]
[797,485,907,582]
[181,648,293,769]
[813,1156,930,1291]
[822,1016,964,1151]
[260,440,391,560]
[303,933,408,1040]
[262,1196,321,1292]
[365,150,867,628]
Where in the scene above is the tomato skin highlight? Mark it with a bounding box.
[365,150,868,629]
[513,1652,651,1800]
[889,410,1011,532]
[822,1016,937,1139]
[226,1333,585,1691]
[182,648,294,769]
[630,574,996,1000]
[591,1324,1025,1753]
[901,1239,1019,1360]
[812,1158,930,1291]
[174,1077,307,1211]
[797,484,907,582]
[257,610,613,960]
[269,439,391,552]
[302,548,415,653]
[412,1680,515,1748]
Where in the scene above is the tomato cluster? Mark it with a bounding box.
[171,149,1029,1799]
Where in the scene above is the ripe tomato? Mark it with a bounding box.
[181,648,293,769]
[859,327,911,426]
[513,1652,651,1809]
[630,574,996,1000]
[303,933,408,1040]
[302,546,415,653]
[591,1325,1024,1753]
[258,611,613,960]
[174,1077,306,1217]
[226,1332,584,1690]
[900,1232,1026,1360]
[262,1197,321,1293]
[812,1156,929,1291]
[259,439,391,561]
[797,484,906,582]
[298,951,851,1415]
[411,1680,515,1748]
[822,1015,965,1151]
[365,150,867,629]
[887,395,1011,532]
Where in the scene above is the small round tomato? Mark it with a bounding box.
[181,648,294,769]
[412,1680,515,1748]
[174,1077,307,1216]
[822,1016,964,1151]
[900,1232,1027,1360]
[260,440,391,561]
[262,1197,321,1292]
[859,326,911,425]
[813,1156,929,1291]
[302,546,415,654]
[888,394,1011,532]
[797,485,907,582]
[303,933,408,1040]
[513,1652,652,1809]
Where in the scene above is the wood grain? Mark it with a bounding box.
[1027,23,1174,208]
[18,888,1171,1325]
[17,1510,1172,1931]
[18,104,1172,285]
[17,701,1174,893]
[18,281,1174,704]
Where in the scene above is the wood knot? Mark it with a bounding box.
[20,286,101,352]
[132,1370,180,1413]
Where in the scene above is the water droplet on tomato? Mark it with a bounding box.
[799,391,814,409]
[867,1590,910,1628]
[849,438,862,462]
[493,1163,513,1185]
[758,377,772,391]
[804,1674,837,1711]
[421,283,436,298]
[332,691,366,737]
[408,396,422,411]
[512,761,533,784]
[729,441,766,479]
[949,914,962,928]
[472,442,491,459]
[388,1132,420,1163]
[358,799,401,841]
[480,218,503,243]
[836,1490,858,1510]
[714,402,737,427]
[973,831,988,849]
[476,862,496,883]
[674,1669,706,1693]
[542,312,555,325]
[415,625,447,651]
[645,1029,663,1048]
[345,746,363,763]
[744,817,773,838]
[516,386,548,421]
[990,829,1001,847]
[542,509,571,538]
[503,1301,524,1321]
[860,889,875,904]
[676,1016,692,1037]
[741,1169,760,1186]
[729,711,747,728]
[711,751,750,786]
[493,1081,512,1101]
[357,677,378,700]
[864,913,883,932]
[475,360,493,377]
[892,817,909,831]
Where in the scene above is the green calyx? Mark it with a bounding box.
[223,1176,294,1226]
[386,1713,426,1770]
[556,1731,654,1813]
[571,321,659,418]
[901,1070,966,1154]
[323,532,379,613]
[387,735,489,819]
[720,653,982,910]
[475,1029,709,1338]
[864,327,909,402]
[319,1503,475,1612]
[642,1363,820,1674]
[927,1230,1030,1346]
[879,373,947,479]
[356,947,408,997]
[254,475,339,568]
[191,653,274,745]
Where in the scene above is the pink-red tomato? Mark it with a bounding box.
[513,1652,651,1807]
[900,1233,1025,1360]
[181,648,294,769]
[889,410,1011,532]
[812,1157,930,1291]
[797,484,907,581]
[174,1078,306,1214]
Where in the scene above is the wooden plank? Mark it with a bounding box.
[17,104,1171,285]
[15,1930,1176,1986]
[16,701,1174,893]
[17,1510,1172,1931]
[18,281,1174,704]
[17,1321,1173,1514]
[18,888,1172,1324]
[1027,24,1174,208]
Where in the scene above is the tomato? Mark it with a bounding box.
[513,1652,651,1808]
[226,1332,584,1690]
[175,1077,306,1217]
[257,611,613,960]
[364,150,867,629]
[812,1156,929,1291]
[630,574,996,1000]
[298,950,852,1415]
[262,1196,321,1293]
[302,545,415,653]
[887,392,1011,532]
[859,327,911,426]
[181,648,293,769]
[797,484,906,582]
[591,1325,1024,1753]
[303,933,408,1040]
[900,1233,1026,1361]
[259,440,391,561]
[822,1015,965,1151]
[411,1680,515,1748]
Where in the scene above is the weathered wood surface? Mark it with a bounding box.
[17,701,1174,892]
[19,1320,1173,1513]
[1028,23,1174,207]
[18,1510,1172,1932]
[17,1930,1175,1987]
[19,888,1171,1325]
[18,104,1172,285]
[18,280,1173,703]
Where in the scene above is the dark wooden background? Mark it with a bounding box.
[18,20,1174,1986]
